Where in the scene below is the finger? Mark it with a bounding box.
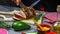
[16,0,20,5]
[12,0,21,6]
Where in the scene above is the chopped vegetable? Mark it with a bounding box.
[34,14,42,21]
[0,21,11,30]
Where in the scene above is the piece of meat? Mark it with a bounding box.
[44,12,57,23]
[13,13,26,20]
[13,9,27,20]
[44,19,55,24]
[13,7,36,20]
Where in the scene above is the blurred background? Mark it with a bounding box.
[0,0,60,12]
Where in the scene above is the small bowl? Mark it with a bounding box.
[37,24,51,34]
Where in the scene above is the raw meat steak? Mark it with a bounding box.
[44,19,55,23]
[44,12,57,23]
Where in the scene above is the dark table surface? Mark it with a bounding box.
[0,0,60,12]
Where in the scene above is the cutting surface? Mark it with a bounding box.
[0,5,52,34]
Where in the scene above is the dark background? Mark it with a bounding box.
[0,0,60,12]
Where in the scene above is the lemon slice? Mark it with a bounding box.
[42,27,50,31]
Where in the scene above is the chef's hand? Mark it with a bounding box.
[12,0,21,6]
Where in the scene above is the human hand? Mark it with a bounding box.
[12,0,21,6]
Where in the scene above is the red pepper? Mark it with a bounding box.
[40,7,45,12]
[21,32,25,34]
[46,32,56,34]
